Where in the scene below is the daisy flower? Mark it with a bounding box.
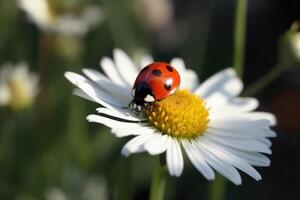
[18,0,104,36]
[64,49,276,185]
[0,63,39,110]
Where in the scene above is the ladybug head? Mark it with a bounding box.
[131,82,155,106]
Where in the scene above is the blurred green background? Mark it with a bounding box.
[0,0,299,199]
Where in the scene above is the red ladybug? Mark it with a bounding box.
[131,62,180,108]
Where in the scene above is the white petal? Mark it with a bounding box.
[113,49,139,86]
[82,68,131,102]
[182,69,199,91]
[100,57,126,86]
[201,136,262,181]
[207,127,276,139]
[170,58,186,75]
[209,118,273,131]
[73,88,97,102]
[170,58,200,91]
[96,107,141,121]
[112,126,155,138]
[166,139,184,177]
[195,140,242,185]
[194,68,243,99]
[201,136,271,167]
[204,134,272,154]
[250,112,277,126]
[121,133,155,156]
[83,68,109,82]
[182,140,215,180]
[144,134,171,155]
[65,72,123,110]
[64,71,87,84]
[140,55,154,67]
[255,138,272,148]
[210,112,277,127]
[86,114,143,129]
[77,81,123,108]
[225,148,270,167]
[209,97,259,114]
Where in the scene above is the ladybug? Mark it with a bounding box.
[131,62,180,110]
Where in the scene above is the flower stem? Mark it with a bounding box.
[150,157,167,200]
[209,174,226,200]
[242,65,284,96]
[116,157,133,200]
[103,0,139,54]
[233,0,247,78]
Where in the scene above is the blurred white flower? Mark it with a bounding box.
[279,22,300,67]
[45,188,67,200]
[135,0,174,31]
[82,176,108,200]
[0,83,10,106]
[18,0,104,36]
[0,63,39,110]
[291,32,300,61]
[65,49,277,185]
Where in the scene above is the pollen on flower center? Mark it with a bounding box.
[145,89,209,139]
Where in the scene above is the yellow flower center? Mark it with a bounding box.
[145,89,209,139]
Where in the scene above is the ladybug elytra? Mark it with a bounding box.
[131,62,180,110]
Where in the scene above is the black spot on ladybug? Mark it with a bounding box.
[166,65,173,72]
[152,69,162,76]
[141,65,149,72]
[164,83,171,91]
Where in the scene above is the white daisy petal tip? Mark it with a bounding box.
[82,68,92,76]
[64,71,75,80]
[194,67,243,100]
[222,67,236,76]
[264,159,271,167]
[121,147,131,157]
[166,139,184,177]
[64,71,85,86]
[224,68,243,93]
[86,114,96,123]
[236,180,242,186]
[143,135,170,155]
[170,57,185,69]
[266,113,277,126]
[226,67,235,73]
[113,48,132,66]
[113,48,125,55]
[100,57,112,67]
[269,130,277,138]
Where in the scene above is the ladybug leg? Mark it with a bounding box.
[122,100,134,109]
[122,100,137,116]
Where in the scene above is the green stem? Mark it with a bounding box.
[233,0,247,77]
[209,174,226,200]
[243,65,284,96]
[150,157,167,200]
[103,0,139,54]
[116,157,133,200]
